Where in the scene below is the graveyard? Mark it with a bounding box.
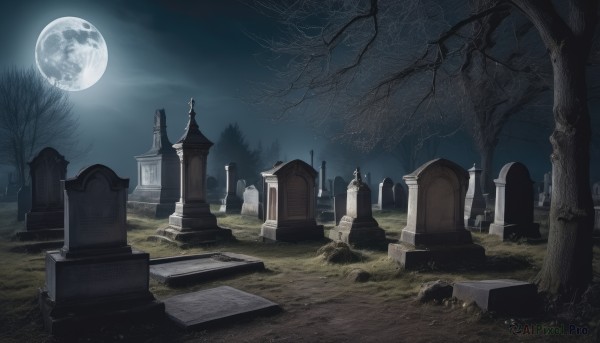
[1,1,600,342]
[2,199,599,342]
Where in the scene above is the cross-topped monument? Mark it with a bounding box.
[155,98,232,245]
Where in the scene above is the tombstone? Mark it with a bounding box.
[388,158,485,269]
[489,162,541,240]
[333,176,347,197]
[329,168,386,248]
[538,171,551,207]
[155,98,232,244]
[39,164,164,334]
[17,185,31,221]
[592,182,600,206]
[260,159,323,242]
[219,163,243,214]
[25,147,68,232]
[377,177,394,210]
[392,183,407,210]
[464,164,488,229]
[241,185,260,217]
[128,109,180,218]
[236,179,246,199]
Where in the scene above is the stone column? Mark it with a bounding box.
[220,162,242,213]
[464,164,488,229]
[156,98,232,244]
[538,171,551,207]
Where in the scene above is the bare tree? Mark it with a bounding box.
[252,0,599,299]
[0,66,81,187]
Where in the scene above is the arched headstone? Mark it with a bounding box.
[388,158,485,269]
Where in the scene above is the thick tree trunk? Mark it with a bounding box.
[534,44,594,298]
[479,144,495,195]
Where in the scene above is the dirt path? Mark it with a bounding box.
[175,273,590,343]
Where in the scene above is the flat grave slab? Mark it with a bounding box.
[149,252,264,286]
[164,286,280,329]
[452,279,538,315]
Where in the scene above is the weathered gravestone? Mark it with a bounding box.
[128,109,180,218]
[388,158,485,269]
[241,185,260,217]
[489,162,540,240]
[392,182,407,210]
[329,168,386,248]
[17,185,31,221]
[236,179,246,199]
[155,99,232,244]
[464,164,488,229]
[219,163,243,214]
[163,286,279,329]
[538,171,551,207]
[260,159,323,242]
[452,279,537,315]
[333,176,347,225]
[39,164,164,335]
[378,177,394,210]
[24,147,68,236]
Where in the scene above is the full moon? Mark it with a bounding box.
[35,17,108,91]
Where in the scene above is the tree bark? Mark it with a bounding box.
[510,0,597,299]
[479,143,495,195]
[534,40,594,297]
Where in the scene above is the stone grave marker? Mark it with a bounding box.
[333,176,347,197]
[241,185,260,217]
[149,252,264,286]
[23,147,68,238]
[538,171,551,207]
[464,164,488,230]
[260,159,323,242]
[236,179,246,199]
[489,162,540,240]
[39,164,164,335]
[377,177,394,210]
[128,109,180,218]
[219,163,243,214]
[453,279,537,315]
[329,167,386,248]
[388,158,485,269]
[163,286,279,329]
[392,182,407,210]
[155,98,232,245]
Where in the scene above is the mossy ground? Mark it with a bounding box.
[0,202,597,342]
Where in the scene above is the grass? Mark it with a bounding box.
[0,202,597,342]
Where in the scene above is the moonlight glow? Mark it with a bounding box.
[35,17,108,91]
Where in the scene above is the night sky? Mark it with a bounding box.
[0,0,597,187]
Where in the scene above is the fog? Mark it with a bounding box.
[0,0,597,191]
